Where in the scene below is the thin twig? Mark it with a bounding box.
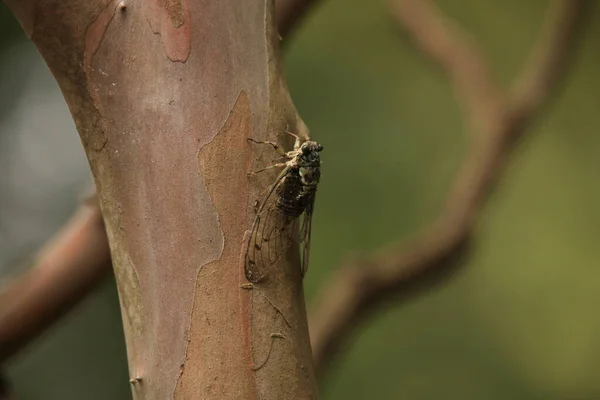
[391,0,504,135]
[509,0,587,121]
[309,0,591,377]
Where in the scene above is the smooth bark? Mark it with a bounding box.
[4,0,317,398]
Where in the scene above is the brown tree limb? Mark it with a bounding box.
[509,0,586,121]
[0,201,110,362]
[309,0,591,377]
[0,0,320,367]
[390,0,504,134]
[5,0,318,398]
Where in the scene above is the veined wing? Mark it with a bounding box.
[245,167,301,283]
[299,194,316,278]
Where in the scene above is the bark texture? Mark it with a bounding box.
[4,0,317,398]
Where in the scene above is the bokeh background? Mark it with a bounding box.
[2,1,600,399]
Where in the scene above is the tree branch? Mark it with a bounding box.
[4,0,319,397]
[509,0,587,120]
[390,0,504,134]
[0,0,322,365]
[309,0,591,377]
[0,200,110,362]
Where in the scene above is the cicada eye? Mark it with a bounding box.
[302,145,310,154]
[317,144,324,152]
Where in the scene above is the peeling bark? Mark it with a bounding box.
[4,0,317,398]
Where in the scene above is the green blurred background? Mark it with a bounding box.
[2,1,600,399]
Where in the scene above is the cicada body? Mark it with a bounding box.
[245,137,323,283]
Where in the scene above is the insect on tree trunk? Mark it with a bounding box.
[3,0,318,398]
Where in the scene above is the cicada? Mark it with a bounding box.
[245,132,323,283]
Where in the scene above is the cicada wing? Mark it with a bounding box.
[245,169,300,283]
[299,195,316,278]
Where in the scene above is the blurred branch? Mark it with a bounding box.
[0,0,320,363]
[309,0,591,377]
[391,0,504,134]
[0,200,111,362]
[509,0,586,120]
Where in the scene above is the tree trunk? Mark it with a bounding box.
[3,0,318,398]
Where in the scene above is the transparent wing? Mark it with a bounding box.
[299,195,316,278]
[245,168,301,283]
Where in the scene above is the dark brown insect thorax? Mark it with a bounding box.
[275,170,316,218]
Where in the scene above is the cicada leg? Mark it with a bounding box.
[247,138,287,157]
[247,162,287,176]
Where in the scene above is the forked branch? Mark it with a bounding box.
[309,0,591,376]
